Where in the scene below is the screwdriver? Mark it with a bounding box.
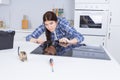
[49,58,54,72]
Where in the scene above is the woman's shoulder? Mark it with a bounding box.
[58,17,68,24]
[37,24,45,29]
[34,24,45,32]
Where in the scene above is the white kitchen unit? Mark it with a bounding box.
[109,0,120,25]
[82,36,106,47]
[106,0,120,64]
[0,0,9,4]
[0,28,46,41]
[106,26,120,64]
[14,29,33,41]
[14,29,46,41]
[74,0,110,47]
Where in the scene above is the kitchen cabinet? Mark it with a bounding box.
[14,31,31,41]
[82,36,107,47]
[14,29,46,41]
[106,26,120,64]
[109,0,120,26]
[0,0,9,4]
[74,0,109,48]
[14,29,34,41]
[106,0,120,64]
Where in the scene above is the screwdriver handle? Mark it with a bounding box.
[50,58,53,64]
[49,58,54,72]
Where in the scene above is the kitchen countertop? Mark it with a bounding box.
[0,27,35,32]
[0,41,120,80]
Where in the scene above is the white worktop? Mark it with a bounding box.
[0,41,120,80]
[0,27,35,32]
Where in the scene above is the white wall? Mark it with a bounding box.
[0,5,10,27]
[0,0,74,29]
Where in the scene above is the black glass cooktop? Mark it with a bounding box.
[31,41,111,60]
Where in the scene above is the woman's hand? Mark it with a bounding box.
[59,42,70,47]
[59,37,78,44]
[59,38,70,44]
[30,38,45,44]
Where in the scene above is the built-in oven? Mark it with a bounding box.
[74,9,109,36]
[74,3,110,46]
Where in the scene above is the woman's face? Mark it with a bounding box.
[44,20,57,32]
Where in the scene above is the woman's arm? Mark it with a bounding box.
[59,17,84,44]
[30,38,45,44]
[26,24,45,42]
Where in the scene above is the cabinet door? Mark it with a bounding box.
[82,36,106,46]
[107,26,120,64]
[0,0,9,4]
[110,0,120,25]
[14,32,30,41]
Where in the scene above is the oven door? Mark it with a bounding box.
[74,10,109,36]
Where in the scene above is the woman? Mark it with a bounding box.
[26,11,84,44]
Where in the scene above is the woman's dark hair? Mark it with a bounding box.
[45,29,51,41]
[43,11,58,41]
[43,11,57,22]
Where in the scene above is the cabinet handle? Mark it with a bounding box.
[109,18,111,24]
[109,12,112,24]
[102,42,104,46]
[108,33,111,39]
[110,12,112,16]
